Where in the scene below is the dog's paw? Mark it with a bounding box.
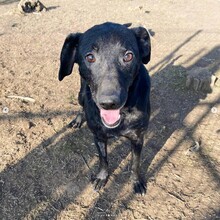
[91,170,109,191]
[133,179,146,195]
[92,177,108,191]
[68,114,84,128]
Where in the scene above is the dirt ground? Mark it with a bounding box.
[0,0,220,219]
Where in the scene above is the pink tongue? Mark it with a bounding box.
[100,109,120,125]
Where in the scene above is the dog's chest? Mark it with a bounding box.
[102,110,148,138]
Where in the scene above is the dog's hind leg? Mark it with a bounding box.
[68,108,85,128]
[91,136,109,191]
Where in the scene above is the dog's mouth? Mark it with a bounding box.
[100,109,121,129]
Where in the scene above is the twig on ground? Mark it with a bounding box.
[6,95,35,103]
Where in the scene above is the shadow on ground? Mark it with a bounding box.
[1,32,220,219]
[0,0,19,5]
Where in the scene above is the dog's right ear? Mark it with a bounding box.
[59,33,82,81]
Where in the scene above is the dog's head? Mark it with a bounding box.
[59,22,151,128]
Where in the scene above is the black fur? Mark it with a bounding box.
[59,22,151,194]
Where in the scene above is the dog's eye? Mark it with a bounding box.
[123,52,133,62]
[85,53,96,63]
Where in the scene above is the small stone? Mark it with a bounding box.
[211,107,218,114]
[2,107,9,113]
[29,121,36,129]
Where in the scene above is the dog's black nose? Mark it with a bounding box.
[99,98,120,110]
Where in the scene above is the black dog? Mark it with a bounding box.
[59,22,151,194]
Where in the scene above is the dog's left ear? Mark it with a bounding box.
[131,27,151,64]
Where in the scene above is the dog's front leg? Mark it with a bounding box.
[130,134,146,195]
[92,136,109,191]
